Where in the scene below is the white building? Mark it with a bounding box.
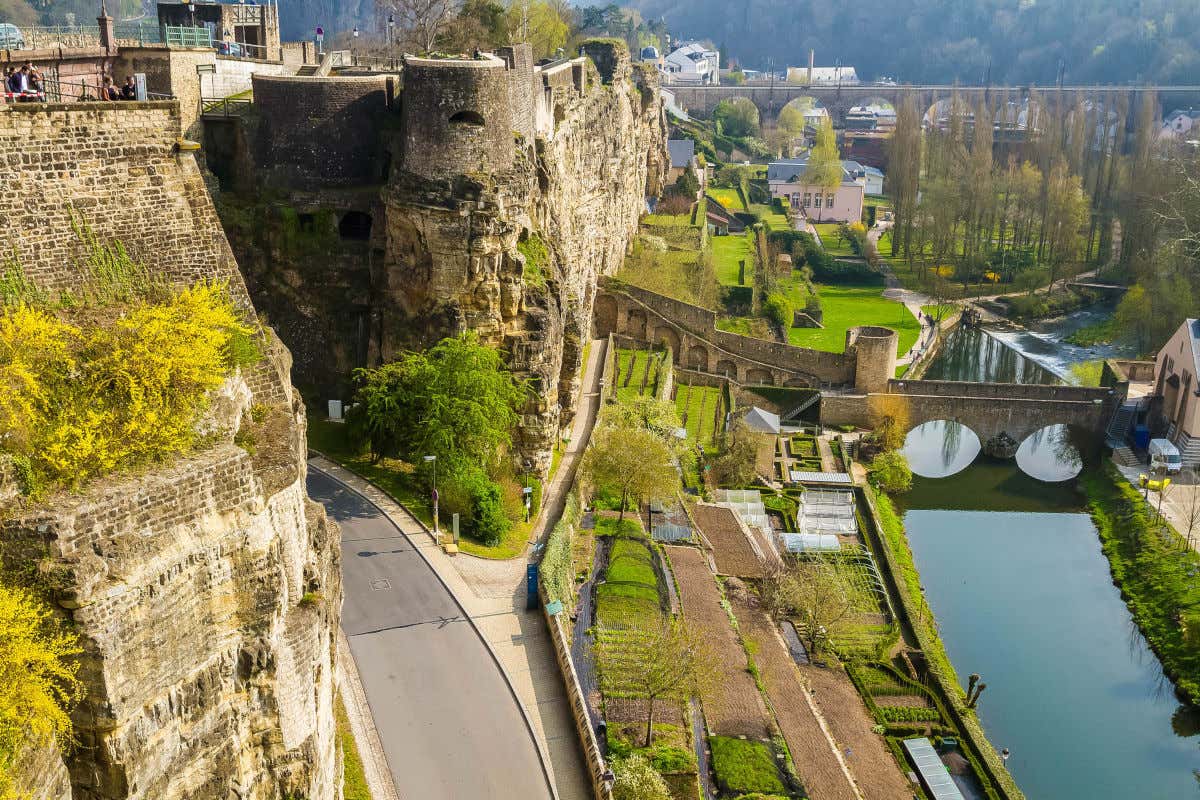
[785,65,860,85]
[1160,109,1200,141]
[661,42,720,85]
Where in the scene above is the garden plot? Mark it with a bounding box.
[673,382,727,451]
[665,545,774,739]
[790,548,896,662]
[613,347,668,400]
[691,503,765,578]
[727,591,863,800]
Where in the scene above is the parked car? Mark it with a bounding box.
[1149,438,1183,474]
[0,23,25,51]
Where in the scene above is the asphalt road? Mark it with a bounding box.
[307,468,553,800]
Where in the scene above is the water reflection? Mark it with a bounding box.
[902,420,981,478]
[1014,424,1083,482]
[923,326,1060,384]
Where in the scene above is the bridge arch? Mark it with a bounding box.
[746,367,773,386]
[625,308,647,339]
[652,326,681,361]
[715,359,738,380]
[687,344,711,372]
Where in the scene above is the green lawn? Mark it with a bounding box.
[749,203,790,231]
[788,283,920,357]
[813,223,856,256]
[711,234,752,286]
[707,188,745,211]
[642,212,693,226]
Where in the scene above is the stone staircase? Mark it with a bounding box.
[1111,445,1141,468]
[1105,400,1138,448]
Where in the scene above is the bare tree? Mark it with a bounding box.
[385,0,458,53]
[762,557,856,657]
[602,617,716,747]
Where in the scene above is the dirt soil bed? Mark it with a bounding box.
[693,503,765,578]
[665,545,772,739]
[730,594,862,800]
[801,662,914,800]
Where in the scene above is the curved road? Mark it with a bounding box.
[307,468,553,800]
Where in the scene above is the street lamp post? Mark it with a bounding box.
[423,455,439,540]
[387,13,394,47]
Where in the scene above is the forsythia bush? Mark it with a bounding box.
[0,582,82,796]
[0,282,256,497]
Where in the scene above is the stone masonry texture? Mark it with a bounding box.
[223,40,668,472]
[1,101,342,800]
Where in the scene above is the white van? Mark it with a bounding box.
[1149,438,1183,474]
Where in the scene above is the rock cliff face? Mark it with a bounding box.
[223,41,667,470]
[0,101,341,800]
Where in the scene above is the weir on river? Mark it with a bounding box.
[899,311,1200,800]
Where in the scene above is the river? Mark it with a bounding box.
[899,308,1200,799]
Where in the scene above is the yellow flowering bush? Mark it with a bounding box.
[0,282,257,498]
[0,582,82,798]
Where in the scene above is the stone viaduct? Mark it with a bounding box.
[822,379,1121,454]
[667,83,1200,125]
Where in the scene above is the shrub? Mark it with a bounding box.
[517,233,550,290]
[870,450,913,493]
[0,282,255,498]
[0,582,83,781]
[466,472,509,546]
[655,193,693,216]
[763,291,793,329]
[611,753,671,800]
[876,705,941,722]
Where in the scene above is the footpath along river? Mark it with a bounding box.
[897,312,1200,799]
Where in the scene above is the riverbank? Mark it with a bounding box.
[860,486,1025,800]
[1082,464,1200,705]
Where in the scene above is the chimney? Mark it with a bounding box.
[808,50,814,84]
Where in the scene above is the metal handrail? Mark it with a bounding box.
[199,96,253,117]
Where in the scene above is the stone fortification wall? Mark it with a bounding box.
[0,102,247,300]
[1,100,340,800]
[888,379,1113,403]
[846,326,897,393]
[596,281,855,387]
[400,54,521,180]
[378,41,667,465]
[253,73,395,189]
[222,39,667,470]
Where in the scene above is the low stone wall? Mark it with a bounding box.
[888,379,1113,403]
[540,587,613,800]
[597,281,855,387]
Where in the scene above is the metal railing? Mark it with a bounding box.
[164,24,211,48]
[216,40,268,60]
[200,96,253,117]
[113,21,163,46]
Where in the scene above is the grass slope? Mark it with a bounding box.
[788,283,919,356]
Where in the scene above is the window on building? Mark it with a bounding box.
[449,110,486,126]
[826,193,835,205]
[803,193,811,207]
[814,196,822,208]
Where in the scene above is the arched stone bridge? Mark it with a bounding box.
[594,281,870,389]
[823,378,1121,454]
[667,83,1200,125]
